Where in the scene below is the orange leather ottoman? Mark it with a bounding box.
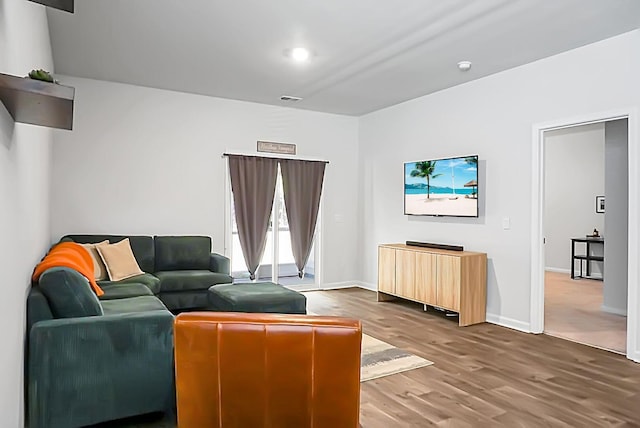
[174,312,362,428]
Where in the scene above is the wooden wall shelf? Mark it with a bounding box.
[0,73,74,130]
[28,0,74,13]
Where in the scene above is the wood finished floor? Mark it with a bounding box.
[544,271,627,354]
[95,288,640,427]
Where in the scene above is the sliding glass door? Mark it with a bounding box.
[229,167,319,286]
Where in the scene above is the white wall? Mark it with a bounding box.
[0,0,53,426]
[544,124,605,275]
[603,119,629,315]
[50,77,360,284]
[359,30,640,331]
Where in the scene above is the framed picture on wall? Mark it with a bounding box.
[596,195,605,213]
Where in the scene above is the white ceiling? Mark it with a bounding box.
[47,0,640,116]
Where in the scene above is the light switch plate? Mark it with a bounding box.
[502,217,511,230]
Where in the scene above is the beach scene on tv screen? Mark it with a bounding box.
[404,156,478,217]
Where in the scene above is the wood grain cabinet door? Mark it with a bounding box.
[415,252,437,304]
[378,247,396,294]
[436,255,461,311]
[395,249,416,299]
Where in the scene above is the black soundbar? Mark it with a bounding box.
[405,241,464,251]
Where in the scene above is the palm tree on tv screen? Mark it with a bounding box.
[410,161,442,199]
[464,156,478,167]
[464,156,478,197]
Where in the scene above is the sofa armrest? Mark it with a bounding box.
[210,253,231,275]
[28,311,175,428]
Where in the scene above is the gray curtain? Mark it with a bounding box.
[280,159,326,277]
[228,155,279,280]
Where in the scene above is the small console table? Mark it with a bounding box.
[570,237,604,280]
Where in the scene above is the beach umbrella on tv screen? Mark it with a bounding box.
[464,179,477,196]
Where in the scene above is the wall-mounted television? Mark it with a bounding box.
[404,155,478,217]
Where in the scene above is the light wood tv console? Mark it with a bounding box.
[377,243,487,326]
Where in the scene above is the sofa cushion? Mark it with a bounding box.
[98,273,161,295]
[99,283,155,300]
[97,239,145,281]
[62,235,155,273]
[100,296,169,315]
[155,270,231,292]
[80,240,109,280]
[38,267,103,318]
[157,290,211,311]
[154,236,211,271]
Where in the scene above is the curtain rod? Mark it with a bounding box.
[221,152,329,164]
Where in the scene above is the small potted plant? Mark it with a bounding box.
[27,69,58,84]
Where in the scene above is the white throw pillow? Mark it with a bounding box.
[96,238,144,281]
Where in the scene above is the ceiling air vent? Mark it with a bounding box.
[280,95,302,102]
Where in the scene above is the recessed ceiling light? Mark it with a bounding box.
[290,47,310,62]
[457,61,472,71]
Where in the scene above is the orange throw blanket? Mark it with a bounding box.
[32,242,104,296]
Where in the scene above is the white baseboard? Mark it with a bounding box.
[485,313,532,333]
[286,284,321,292]
[320,281,361,290]
[601,304,627,316]
[545,267,571,274]
[545,267,603,279]
[628,348,640,363]
[319,281,377,291]
[355,281,376,291]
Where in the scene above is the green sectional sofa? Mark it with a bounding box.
[27,267,174,428]
[26,235,233,427]
[61,234,233,310]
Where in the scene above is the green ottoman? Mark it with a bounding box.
[208,282,307,314]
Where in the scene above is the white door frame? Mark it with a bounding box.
[529,107,639,362]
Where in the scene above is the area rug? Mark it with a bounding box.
[360,333,433,382]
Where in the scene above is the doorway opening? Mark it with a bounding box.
[530,108,639,362]
[543,122,626,353]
